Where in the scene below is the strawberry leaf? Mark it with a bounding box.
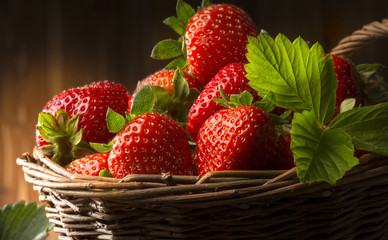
[0,201,53,240]
[173,69,190,100]
[340,98,356,113]
[90,141,113,153]
[245,33,337,124]
[319,54,337,123]
[176,0,195,27]
[163,16,186,36]
[238,91,253,106]
[99,169,113,178]
[56,109,69,130]
[201,0,212,8]
[151,39,183,60]
[329,102,388,156]
[152,86,174,110]
[66,113,80,136]
[106,108,126,134]
[165,56,187,70]
[291,110,359,184]
[131,85,155,116]
[253,92,276,113]
[69,130,83,146]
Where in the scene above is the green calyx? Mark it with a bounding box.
[356,63,388,104]
[212,87,277,113]
[91,85,156,153]
[212,87,290,126]
[150,0,212,70]
[37,109,95,166]
[152,69,200,123]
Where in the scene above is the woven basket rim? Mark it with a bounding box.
[17,147,388,202]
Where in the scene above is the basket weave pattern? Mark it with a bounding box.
[17,19,388,239]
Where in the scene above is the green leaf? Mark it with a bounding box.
[131,85,155,116]
[245,33,337,124]
[99,169,113,178]
[165,56,187,70]
[66,113,80,136]
[238,91,253,106]
[329,102,388,155]
[253,92,276,113]
[36,126,53,143]
[151,39,183,60]
[340,98,356,113]
[163,16,186,36]
[201,0,212,8]
[318,54,337,123]
[291,110,359,184]
[106,108,126,134]
[176,0,195,26]
[151,86,174,110]
[41,123,67,138]
[218,86,230,103]
[90,142,113,153]
[55,109,69,130]
[38,112,67,138]
[173,69,190,101]
[72,141,96,159]
[246,34,308,111]
[50,152,62,165]
[69,129,83,146]
[0,201,53,240]
[38,112,58,130]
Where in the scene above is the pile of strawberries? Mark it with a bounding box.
[36,1,386,179]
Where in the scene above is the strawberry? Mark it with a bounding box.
[186,62,261,141]
[133,69,202,95]
[196,105,279,175]
[108,112,194,178]
[185,4,258,85]
[331,55,365,116]
[273,133,295,170]
[36,81,129,165]
[67,153,110,176]
[131,69,201,123]
[151,2,257,86]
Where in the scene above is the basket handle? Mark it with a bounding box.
[330,18,388,57]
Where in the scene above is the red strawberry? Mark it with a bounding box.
[185,4,258,85]
[38,81,129,145]
[36,81,129,165]
[196,105,279,175]
[67,153,110,176]
[131,69,202,123]
[273,133,295,170]
[331,55,365,116]
[186,62,261,141]
[108,112,194,178]
[133,69,202,95]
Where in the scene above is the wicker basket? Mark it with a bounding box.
[17,19,388,240]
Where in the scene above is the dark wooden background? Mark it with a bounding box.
[1,0,387,238]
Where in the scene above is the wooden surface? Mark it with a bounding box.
[1,0,388,239]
